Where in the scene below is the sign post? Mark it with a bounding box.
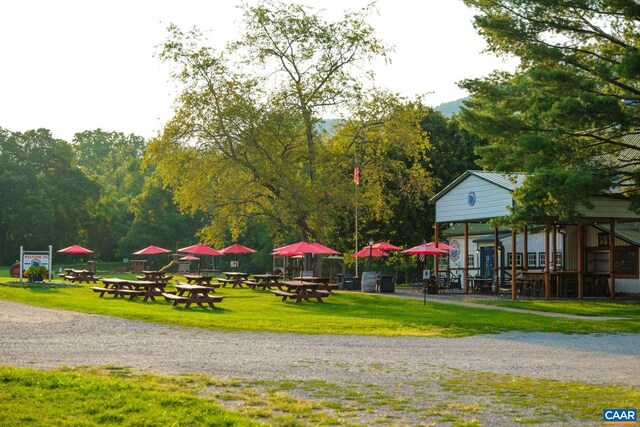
[19,245,53,282]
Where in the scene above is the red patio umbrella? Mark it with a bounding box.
[272,241,338,255]
[177,243,223,256]
[219,243,257,254]
[219,243,257,270]
[309,242,341,255]
[178,243,222,271]
[132,245,171,255]
[132,245,171,271]
[352,246,389,258]
[424,241,457,251]
[401,244,449,255]
[57,245,94,254]
[371,242,402,251]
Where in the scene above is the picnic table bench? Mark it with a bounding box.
[92,278,168,301]
[184,274,217,286]
[65,269,100,284]
[164,283,224,309]
[274,281,330,303]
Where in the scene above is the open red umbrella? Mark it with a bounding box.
[219,243,257,270]
[401,244,449,255]
[57,245,94,254]
[219,243,257,254]
[353,246,389,258]
[424,241,457,251]
[178,243,222,271]
[132,245,171,255]
[309,242,341,255]
[177,243,223,256]
[371,242,402,251]
[132,245,171,271]
[273,241,337,255]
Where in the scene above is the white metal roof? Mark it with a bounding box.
[430,170,526,203]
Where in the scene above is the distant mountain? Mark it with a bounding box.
[434,97,467,117]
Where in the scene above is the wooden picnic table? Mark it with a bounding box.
[64,269,100,284]
[164,283,224,309]
[471,277,493,294]
[273,281,330,303]
[248,273,283,290]
[219,271,250,288]
[92,278,168,301]
[184,274,217,286]
[300,276,338,293]
[136,270,173,284]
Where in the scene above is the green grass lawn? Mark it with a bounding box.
[1,278,639,336]
[1,365,638,426]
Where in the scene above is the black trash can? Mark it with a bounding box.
[378,275,395,293]
[343,275,361,290]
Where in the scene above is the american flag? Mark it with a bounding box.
[353,167,360,185]
[419,237,426,262]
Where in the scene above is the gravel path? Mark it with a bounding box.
[1,299,639,426]
[1,300,638,385]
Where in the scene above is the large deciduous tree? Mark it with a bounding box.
[148,1,430,246]
[460,0,640,222]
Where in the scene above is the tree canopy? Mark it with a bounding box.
[460,0,640,223]
[148,1,432,249]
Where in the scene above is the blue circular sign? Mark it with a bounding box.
[468,191,476,206]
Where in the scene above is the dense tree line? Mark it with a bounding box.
[0,106,479,270]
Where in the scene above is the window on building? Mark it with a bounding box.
[539,252,546,266]
[598,232,609,247]
[528,252,537,268]
[555,252,563,268]
[507,253,523,267]
[438,255,448,268]
[467,254,475,268]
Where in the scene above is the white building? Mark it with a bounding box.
[430,171,640,298]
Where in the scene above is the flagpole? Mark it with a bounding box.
[354,165,359,278]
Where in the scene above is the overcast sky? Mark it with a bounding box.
[1,0,516,142]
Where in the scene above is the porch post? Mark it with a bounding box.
[544,225,551,300]
[494,227,499,293]
[610,219,616,299]
[523,225,528,272]
[434,223,440,280]
[552,223,557,273]
[464,222,469,294]
[511,229,517,300]
[577,223,584,299]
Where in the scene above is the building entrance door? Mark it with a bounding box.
[480,247,494,278]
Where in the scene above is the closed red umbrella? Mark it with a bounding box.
[179,255,199,261]
[57,245,94,254]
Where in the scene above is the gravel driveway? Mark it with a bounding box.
[1,299,638,425]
